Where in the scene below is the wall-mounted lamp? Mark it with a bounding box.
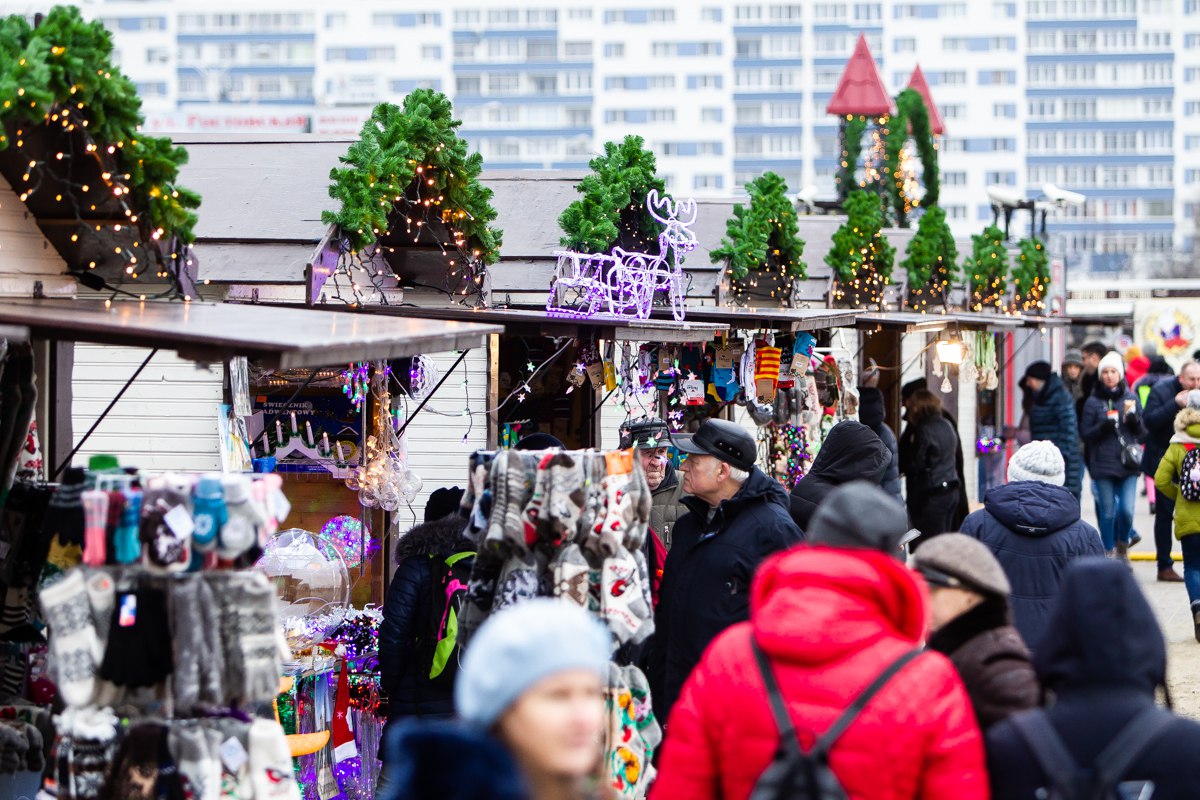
[936,338,965,366]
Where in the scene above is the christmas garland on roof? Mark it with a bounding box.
[0,6,200,244]
[901,206,958,310]
[964,224,1009,312]
[835,115,868,205]
[826,190,895,307]
[323,90,503,264]
[711,172,806,302]
[1012,236,1050,311]
[558,135,667,253]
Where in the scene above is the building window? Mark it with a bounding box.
[993,103,1017,118]
[456,76,481,95]
[605,43,625,58]
[893,37,917,53]
[650,109,676,123]
[943,171,968,186]
[421,45,441,60]
[564,41,592,58]
[701,107,723,123]
[694,174,724,190]
[702,7,723,21]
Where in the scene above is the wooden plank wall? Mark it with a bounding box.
[0,176,74,298]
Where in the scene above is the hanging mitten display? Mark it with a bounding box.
[190,475,226,554]
[543,453,585,547]
[218,475,263,561]
[600,545,650,646]
[98,586,174,689]
[552,544,591,608]
[139,475,193,573]
[81,490,109,568]
[754,342,782,404]
[38,570,101,707]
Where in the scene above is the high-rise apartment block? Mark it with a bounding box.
[87,0,1200,277]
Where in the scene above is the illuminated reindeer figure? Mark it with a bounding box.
[547,189,697,321]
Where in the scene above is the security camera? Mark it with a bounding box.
[1042,183,1085,207]
[987,185,1025,208]
[795,185,819,208]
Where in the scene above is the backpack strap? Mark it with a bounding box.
[811,648,922,756]
[444,551,474,567]
[751,638,801,759]
[1092,707,1175,793]
[1009,710,1079,798]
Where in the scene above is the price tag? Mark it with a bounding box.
[163,505,194,539]
[586,361,605,387]
[118,593,137,628]
[220,736,249,774]
[715,345,733,369]
[682,379,706,406]
[658,347,675,372]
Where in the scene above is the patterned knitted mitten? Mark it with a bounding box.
[551,543,591,608]
[600,544,650,645]
[597,450,634,556]
[38,570,100,707]
[543,453,584,547]
[520,454,555,550]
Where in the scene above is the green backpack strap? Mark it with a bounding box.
[429,551,475,680]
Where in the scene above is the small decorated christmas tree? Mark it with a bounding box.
[901,206,958,312]
[826,190,895,308]
[558,135,667,254]
[1012,237,1051,312]
[711,171,807,305]
[964,225,1009,311]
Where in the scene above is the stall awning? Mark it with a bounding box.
[856,312,949,333]
[370,306,729,343]
[0,299,502,369]
[650,306,859,333]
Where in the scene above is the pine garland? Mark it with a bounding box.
[835,116,868,204]
[901,206,958,287]
[964,224,1009,311]
[559,135,666,253]
[711,171,806,286]
[881,89,940,227]
[0,6,200,243]
[323,90,502,263]
[1012,236,1050,311]
[826,190,895,306]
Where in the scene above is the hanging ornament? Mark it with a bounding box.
[341,363,370,410]
[408,355,438,400]
[347,365,423,512]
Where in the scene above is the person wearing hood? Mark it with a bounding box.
[1080,351,1146,559]
[960,441,1104,651]
[986,560,1200,799]
[857,386,903,503]
[1141,360,1200,582]
[1154,391,1200,640]
[1061,347,1086,408]
[380,487,473,724]
[650,482,987,800]
[619,416,685,551]
[382,599,611,800]
[649,419,802,724]
[1136,357,1175,515]
[899,389,961,546]
[1021,361,1084,499]
[902,378,971,528]
[789,419,889,531]
[910,534,1040,730]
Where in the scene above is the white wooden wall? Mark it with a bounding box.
[71,344,223,473]
[0,176,74,298]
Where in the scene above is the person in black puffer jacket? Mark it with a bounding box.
[789,419,889,531]
[380,488,473,725]
[900,389,961,547]
[987,560,1200,800]
[1080,352,1145,558]
[1021,361,1083,500]
[902,378,970,528]
[858,386,903,503]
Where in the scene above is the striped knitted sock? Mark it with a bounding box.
[755,344,782,403]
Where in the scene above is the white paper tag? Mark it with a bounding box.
[270,489,292,523]
[163,505,195,539]
[219,736,249,774]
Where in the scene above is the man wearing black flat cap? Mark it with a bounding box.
[1021,361,1083,500]
[648,418,803,723]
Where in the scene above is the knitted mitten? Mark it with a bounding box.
[233,573,287,706]
[113,488,143,565]
[247,719,300,800]
[579,455,607,555]
[191,475,226,553]
[81,490,109,567]
[485,450,512,547]
[38,570,100,707]
[492,552,541,612]
[41,468,87,575]
[169,724,221,800]
[755,343,783,404]
[139,476,192,573]
[98,587,174,689]
[543,453,584,547]
[712,367,740,401]
[103,490,125,564]
[597,450,634,556]
[219,475,264,561]
[600,544,650,645]
[551,543,591,608]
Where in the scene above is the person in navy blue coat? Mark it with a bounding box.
[1020,361,1083,500]
[1080,352,1145,558]
[960,441,1104,652]
[987,560,1200,800]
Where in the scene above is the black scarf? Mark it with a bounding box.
[1092,380,1127,402]
[927,595,1012,656]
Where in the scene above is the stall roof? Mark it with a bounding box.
[370,306,728,343]
[0,299,501,369]
[650,306,859,332]
[856,312,949,333]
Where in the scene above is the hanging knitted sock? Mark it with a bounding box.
[114,488,143,565]
[102,490,125,567]
[41,468,87,578]
[544,453,584,547]
[80,490,109,567]
[600,545,648,645]
[219,475,263,561]
[755,343,782,404]
[597,450,634,556]
[331,660,358,763]
[520,454,554,551]
[139,476,192,573]
[492,552,541,612]
[169,724,221,800]
[777,340,796,389]
[248,719,300,800]
[630,548,656,646]
[38,571,100,707]
[552,543,591,608]
[234,573,285,705]
[84,570,115,653]
[191,475,226,554]
[170,577,206,710]
[626,460,652,553]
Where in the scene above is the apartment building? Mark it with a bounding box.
[85,0,1200,277]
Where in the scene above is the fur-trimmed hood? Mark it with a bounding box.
[394,515,474,563]
[1175,406,1200,433]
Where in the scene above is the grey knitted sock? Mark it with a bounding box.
[170,577,205,709]
[485,449,511,546]
[196,577,226,706]
[544,454,584,547]
[235,573,283,705]
[169,724,220,800]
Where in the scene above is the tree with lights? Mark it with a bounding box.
[826,190,895,308]
[558,135,667,253]
[901,206,958,312]
[964,225,1010,311]
[1012,237,1051,312]
[711,171,807,306]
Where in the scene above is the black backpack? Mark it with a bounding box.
[749,641,922,800]
[421,550,475,689]
[1009,706,1173,799]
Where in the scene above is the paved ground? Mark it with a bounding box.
[1077,482,1200,719]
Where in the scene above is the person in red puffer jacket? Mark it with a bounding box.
[651,482,988,800]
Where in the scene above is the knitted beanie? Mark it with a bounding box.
[909,533,1011,598]
[1098,351,1124,378]
[456,598,610,727]
[1007,441,1066,486]
[1188,389,1200,411]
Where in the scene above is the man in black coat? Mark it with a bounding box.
[789,419,890,531]
[1021,361,1083,499]
[987,559,1200,799]
[902,378,971,528]
[650,419,802,723]
[1141,360,1200,582]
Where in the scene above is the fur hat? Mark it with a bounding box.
[1098,351,1124,378]
[910,533,1011,598]
[1007,441,1066,486]
[1188,391,1200,412]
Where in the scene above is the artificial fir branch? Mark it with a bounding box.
[826,190,895,306]
[1012,236,1050,311]
[901,206,958,296]
[712,171,807,305]
[558,135,666,253]
[964,224,1010,311]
